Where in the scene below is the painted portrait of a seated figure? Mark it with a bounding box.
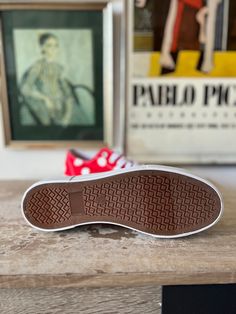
[14,29,95,126]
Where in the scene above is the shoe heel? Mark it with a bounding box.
[22,183,73,230]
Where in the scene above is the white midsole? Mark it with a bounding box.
[21,165,224,238]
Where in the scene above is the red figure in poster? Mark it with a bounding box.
[135,0,223,73]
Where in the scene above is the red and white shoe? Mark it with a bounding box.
[65,147,136,176]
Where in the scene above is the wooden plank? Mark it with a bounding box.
[0,286,162,314]
[0,3,105,10]
[0,180,235,288]
[0,0,108,8]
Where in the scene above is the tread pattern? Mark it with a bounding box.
[25,187,71,225]
[83,174,219,234]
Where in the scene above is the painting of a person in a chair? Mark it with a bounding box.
[15,30,95,126]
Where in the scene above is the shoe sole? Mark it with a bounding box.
[21,166,223,238]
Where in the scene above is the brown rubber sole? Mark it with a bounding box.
[22,169,222,237]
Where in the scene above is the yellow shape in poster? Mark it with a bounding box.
[148,51,236,77]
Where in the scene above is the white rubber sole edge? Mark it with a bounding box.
[21,164,224,238]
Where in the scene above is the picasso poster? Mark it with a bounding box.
[126,0,236,163]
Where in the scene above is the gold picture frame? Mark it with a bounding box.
[0,1,113,148]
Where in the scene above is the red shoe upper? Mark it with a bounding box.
[65,147,134,176]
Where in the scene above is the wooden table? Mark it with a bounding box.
[0,180,235,313]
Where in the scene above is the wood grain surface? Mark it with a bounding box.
[0,180,235,289]
[0,286,161,314]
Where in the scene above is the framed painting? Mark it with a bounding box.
[0,1,113,148]
[126,0,236,164]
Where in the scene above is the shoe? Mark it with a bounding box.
[64,147,135,176]
[21,165,223,238]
